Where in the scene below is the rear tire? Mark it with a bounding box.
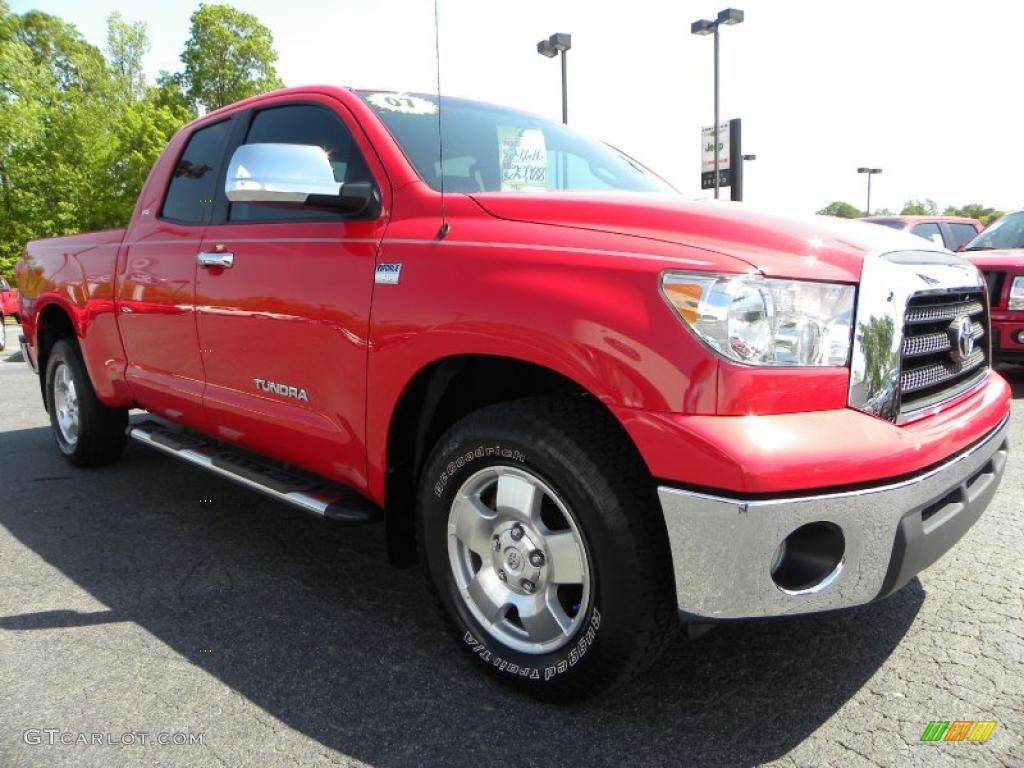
[45,338,128,467]
[417,397,676,701]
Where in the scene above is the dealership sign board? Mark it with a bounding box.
[701,122,731,190]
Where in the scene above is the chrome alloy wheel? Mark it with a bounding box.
[53,362,80,446]
[447,465,592,654]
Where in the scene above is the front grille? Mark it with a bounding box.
[982,270,1005,310]
[898,289,989,418]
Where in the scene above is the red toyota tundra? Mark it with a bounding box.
[15,86,1011,700]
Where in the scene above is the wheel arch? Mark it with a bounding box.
[35,302,78,409]
[382,353,650,566]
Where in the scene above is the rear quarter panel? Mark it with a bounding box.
[18,229,130,402]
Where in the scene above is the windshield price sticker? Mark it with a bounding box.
[498,127,547,192]
[366,92,438,115]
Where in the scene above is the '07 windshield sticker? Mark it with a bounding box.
[366,92,438,115]
[497,127,548,192]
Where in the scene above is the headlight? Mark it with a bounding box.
[661,272,855,366]
[1009,277,1024,311]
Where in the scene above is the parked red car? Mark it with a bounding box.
[15,86,1011,700]
[960,210,1024,362]
[0,274,20,351]
[862,215,983,251]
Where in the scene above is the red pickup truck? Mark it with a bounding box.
[15,86,1011,700]
[0,275,19,350]
[959,210,1024,363]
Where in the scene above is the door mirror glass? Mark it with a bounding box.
[225,143,379,216]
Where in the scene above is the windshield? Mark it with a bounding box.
[964,212,1024,250]
[359,91,676,195]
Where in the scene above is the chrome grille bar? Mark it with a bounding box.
[901,322,983,358]
[900,348,986,394]
[905,300,983,325]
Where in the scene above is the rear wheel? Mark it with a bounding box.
[418,397,676,701]
[45,338,128,467]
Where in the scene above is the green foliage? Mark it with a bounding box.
[900,198,938,216]
[180,4,283,112]
[817,201,863,219]
[870,207,894,216]
[943,203,1004,227]
[0,3,284,283]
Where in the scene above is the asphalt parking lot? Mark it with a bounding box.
[1,322,1022,768]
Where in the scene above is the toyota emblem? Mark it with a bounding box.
[950,316,974,362]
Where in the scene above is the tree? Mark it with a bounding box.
[817,201,863,219]
[900,198,938,216]
[180,4,283,112]
[106,12,148,100]
[943,203,1004,227]
[0,5,197,281]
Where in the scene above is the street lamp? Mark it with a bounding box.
[537,32,571,124]
[857,167,882,215]
[691,8,744,199]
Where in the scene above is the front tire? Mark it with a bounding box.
[418,398,676,701]
[45,338,128,467]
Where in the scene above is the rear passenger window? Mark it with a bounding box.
[949,223,980,249]
[161,119,232,224]
[229,104,372,222]
[911,222,944,247]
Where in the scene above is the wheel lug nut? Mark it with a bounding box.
[497,570,507,582]
[510,524,524,541]
[529,550,545,567]
[521,579,535,593]
[492,536,501,551]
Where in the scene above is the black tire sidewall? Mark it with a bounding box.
[419,414,649,695]
[45,340,84,457]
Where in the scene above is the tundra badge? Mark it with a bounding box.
[254,378,310,402]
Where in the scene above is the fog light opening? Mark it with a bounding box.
[1015,330,1024,345]
[771,521,845,595]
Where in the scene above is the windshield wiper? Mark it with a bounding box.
[963,245,996,251]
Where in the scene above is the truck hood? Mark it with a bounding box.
[470,192,943,283]
[961,248,1024,272]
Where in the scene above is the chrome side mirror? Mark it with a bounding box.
[225,143,379,216]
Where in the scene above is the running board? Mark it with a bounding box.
[128,419,381,525]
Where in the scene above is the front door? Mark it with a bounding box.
[195,98,389,490]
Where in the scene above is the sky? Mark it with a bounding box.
[10,0,1024,215]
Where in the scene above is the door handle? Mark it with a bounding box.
[197,251,234,269]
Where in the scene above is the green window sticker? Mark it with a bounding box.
[497,127,547,192]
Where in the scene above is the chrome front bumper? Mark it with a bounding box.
[658,417,1009,620]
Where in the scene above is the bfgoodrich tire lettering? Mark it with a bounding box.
[418,397,676,701]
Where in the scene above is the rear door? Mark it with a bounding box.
[117,117,234,432]
[195,96,389,488]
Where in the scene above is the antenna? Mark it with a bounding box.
[434,0,449,239]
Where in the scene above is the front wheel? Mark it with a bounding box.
[418,398,676,701]
[45,338,128,467]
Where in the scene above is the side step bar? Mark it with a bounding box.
[128,418,381,525]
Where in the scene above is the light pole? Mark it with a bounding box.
[857,167,882,215]
[692,8,744,199]
[537,33,571,124]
